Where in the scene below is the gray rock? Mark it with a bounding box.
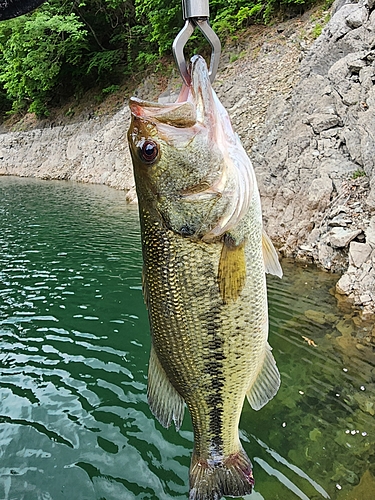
[366,217,375,247]
[331,0,351,16]
[318,241,336,270]
[336,273,353,294]
[329,227,363,247]
[328,215,352,227]
[0,107,136,200]
[346,4,369,28]
[349,241,373,267]
[308,175,333,209]
[307,113,340,134]
[250,0,375,313]
[366,181,375,210]
[343,128,363,165]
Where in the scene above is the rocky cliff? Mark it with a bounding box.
[0,0,374,320]
[0,107,136,201]
[250,0,375,320]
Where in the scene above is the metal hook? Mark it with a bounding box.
[172,0,221,86]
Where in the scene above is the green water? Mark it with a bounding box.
[0,176,374,500]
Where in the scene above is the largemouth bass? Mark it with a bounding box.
[128,54,282,500]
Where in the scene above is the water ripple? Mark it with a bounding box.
[0,177,374,500]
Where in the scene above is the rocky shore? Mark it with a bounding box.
[249,0,375,323]
[0,106,136,200]
[0,0,374,326]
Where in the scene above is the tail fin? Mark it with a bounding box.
[189,447,254,500]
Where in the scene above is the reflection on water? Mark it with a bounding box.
[0,177,374,500]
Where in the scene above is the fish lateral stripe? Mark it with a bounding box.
[127,54,282,499]
[202,301,226,453]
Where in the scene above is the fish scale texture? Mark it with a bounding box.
[128,55,281,500]
[140,189,267,498]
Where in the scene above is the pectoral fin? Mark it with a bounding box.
[218,235,246,304]
[246,344,280,410]
[147,345,185,430]
[262,231,283,278]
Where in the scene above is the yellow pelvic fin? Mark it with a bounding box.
[218,235,246,304]
[262,231,283,278]
[147,345,185,431]
[246,343,280,411]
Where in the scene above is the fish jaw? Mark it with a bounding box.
[129,97,197,129]
[127,55,256,241]
[184,55,256,240]
[175,56,256,240]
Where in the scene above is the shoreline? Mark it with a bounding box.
[1,0,374,333]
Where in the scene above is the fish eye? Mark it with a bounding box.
[139,140,159,165]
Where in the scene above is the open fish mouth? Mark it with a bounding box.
[129,55,257,241]
[128,49,283,500]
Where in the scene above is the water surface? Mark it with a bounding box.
[0,177,374,500]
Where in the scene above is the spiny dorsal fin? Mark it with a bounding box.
[246,343,280,410]
[218,235,246,304]
[147,345,185,431]
[262,231,283,278]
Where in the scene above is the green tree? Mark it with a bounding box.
[0,6,87,115]
[0,0,316,117]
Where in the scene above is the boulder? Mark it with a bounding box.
[366,217,375,247]
[329,228,362,248]
[307,175,333,209]
[336,273,353,294]
[349,241,372,267]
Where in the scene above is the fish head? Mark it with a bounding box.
[128,55,256,241]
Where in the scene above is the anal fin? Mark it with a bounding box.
[246,343,280,410]
[218,235,246,304]
[262,230,283,278]
[147,345,185,430]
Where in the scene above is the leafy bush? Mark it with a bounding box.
[0,8,87,116]
[0,0,317,117]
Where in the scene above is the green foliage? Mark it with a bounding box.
[352,169,366,179]
[237,5,264,25]
[229,50,247,63]
[0,0,318,117]
[134,0,182,54]
[0,5,87,115]
[312,22,323,38]
[102,84,120,95]
[86,50,123,78]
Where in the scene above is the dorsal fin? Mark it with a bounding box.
[246,343,280,410]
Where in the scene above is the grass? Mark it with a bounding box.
[352,169,367,179]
